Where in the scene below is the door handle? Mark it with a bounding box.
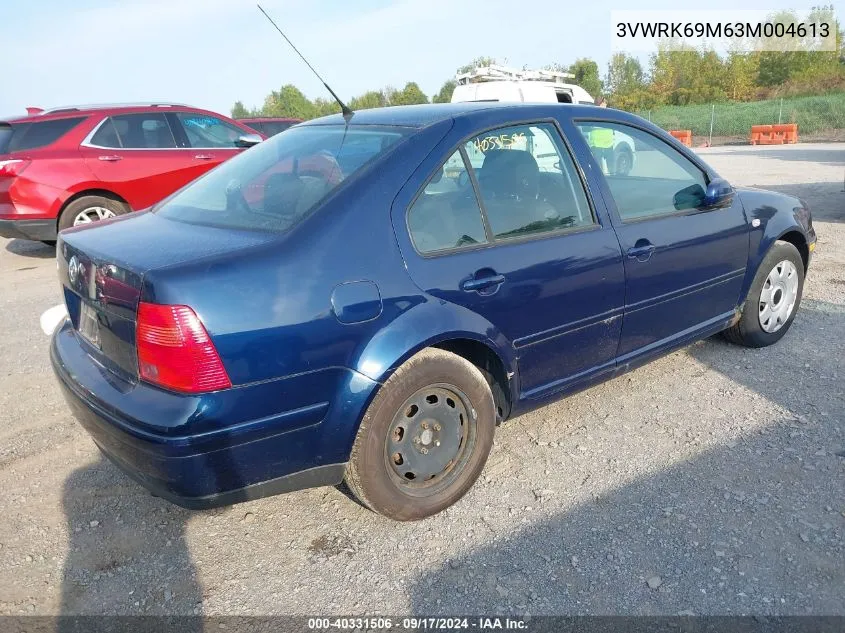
[98,155,122,162]
[627,242,656,262]
[194,154,214,160]
[461,273,506,292]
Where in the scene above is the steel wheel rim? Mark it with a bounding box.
[384,383,477,497]
[616,152,631,175]
[73,206,115,226]
[759,259,798,333]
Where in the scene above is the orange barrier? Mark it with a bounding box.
[777,123,798,143]
[750,123,798,145]
[669,129,692,146]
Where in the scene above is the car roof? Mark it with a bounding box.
[301,102,609,128]
[1,103,221,124]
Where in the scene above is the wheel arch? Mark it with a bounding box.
[775,229,809,271]
[350,300,519,427]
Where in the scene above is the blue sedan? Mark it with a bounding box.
[51,103,816,521]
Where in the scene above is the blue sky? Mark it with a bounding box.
[2,0,841,117]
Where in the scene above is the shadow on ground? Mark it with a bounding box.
[59,456,203,627]
[5,239,55,259]
[410,301,845,615]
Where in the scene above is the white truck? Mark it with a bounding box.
[450,65,636,176]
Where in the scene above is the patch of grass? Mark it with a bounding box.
[636,93,845,136]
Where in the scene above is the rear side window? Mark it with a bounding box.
[2,117,86,153]
[89,118,121,148]
[156,125,409,232]
[408,150,488,254]
[175,113,244,148]
[110,114,177,149]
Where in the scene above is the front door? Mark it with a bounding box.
[394,121,626,398]
[81,112,207,210]
[573,120,750,363]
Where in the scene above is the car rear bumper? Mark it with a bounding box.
[0,218,56,241]
[50,321,374,508]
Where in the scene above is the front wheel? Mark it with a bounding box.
[723,240,804,348]
[344,348,496,521]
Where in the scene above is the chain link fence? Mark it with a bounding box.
[635,93,845,145]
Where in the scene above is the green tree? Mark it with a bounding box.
[312,97,342,118]
[604,53,646,98]
[432,79,457,103]
[722,52,760,101]
[262,85,315,119]
[392,82,429,105]
[349,90,388,110]
[231,101,250,118]
[567,58,602,98]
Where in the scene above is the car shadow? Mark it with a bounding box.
[59,455,204,628]
[409,300,845,615]
[4,238,55,259]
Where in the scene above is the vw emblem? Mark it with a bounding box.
[68,256,82,285]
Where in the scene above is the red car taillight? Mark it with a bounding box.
[136,302,231,393]
[0,159,30,178]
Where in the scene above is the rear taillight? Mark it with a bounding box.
[136,302,231,393]
[0,159,30,178]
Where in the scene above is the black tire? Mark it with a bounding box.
[345,348,496,521]
[723,240,804,348]
[58,195,130,232]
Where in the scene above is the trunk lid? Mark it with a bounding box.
[57,211,278,382]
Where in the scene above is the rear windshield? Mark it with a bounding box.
[0,117,86,153]
[155,125,409,232]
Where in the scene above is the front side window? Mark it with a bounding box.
[156,125,408,232]
[103,114,177,149]
[576,122,708,220]
[469,123,593,239]
[176,113,244,148]
[408,150,488,254]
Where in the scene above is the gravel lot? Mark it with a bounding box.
[0,143,842,617]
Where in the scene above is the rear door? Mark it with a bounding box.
[394,121,626,399]
[81,112,203,209]
[571,120,750,363]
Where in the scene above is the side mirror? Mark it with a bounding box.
[236,133,263,148]
[703,177,734,208]
[673,183,706,211]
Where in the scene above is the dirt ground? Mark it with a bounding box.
[0,143,842,617]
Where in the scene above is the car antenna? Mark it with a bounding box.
[257,4,353,122]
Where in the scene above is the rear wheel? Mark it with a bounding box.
[723,240,804,347]
[58,195,130,232]
[344,348,496,521]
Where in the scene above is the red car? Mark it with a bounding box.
[0,103,262,242]
[237,117,301,137]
